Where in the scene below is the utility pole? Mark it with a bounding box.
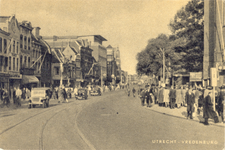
[160,48,165,84]
[101,65,103,87]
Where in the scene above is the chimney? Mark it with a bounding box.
[34,27,41,37]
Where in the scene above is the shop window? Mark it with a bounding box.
[13,57,15,71]
[9,56,11,70]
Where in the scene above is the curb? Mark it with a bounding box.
[144,105,225,128]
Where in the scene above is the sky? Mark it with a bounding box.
[0,0,190,75]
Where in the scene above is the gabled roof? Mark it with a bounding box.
[63,43,78,55]
[52,48,64,63]
[106,45,113,48]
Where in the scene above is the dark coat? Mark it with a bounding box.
[186,92,195,105]
[203,95,217,119]
[169,89,176,99]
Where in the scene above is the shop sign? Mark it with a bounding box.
[9,73,22,79]
[190,72,202,82]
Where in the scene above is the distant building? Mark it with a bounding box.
[106,45,121,85]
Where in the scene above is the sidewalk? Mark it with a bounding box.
[145,104,225,127]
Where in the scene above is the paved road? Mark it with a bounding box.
[0,96,98,149]
[0,89,224,150]
[77,90,224,150]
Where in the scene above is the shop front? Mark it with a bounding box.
[0,73,9,90]
[9,73,22,100]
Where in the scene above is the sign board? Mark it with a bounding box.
[189,72,202,82]
[210,68,217,86]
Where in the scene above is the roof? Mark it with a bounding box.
[106,45,113,48]
[0,16,10,23]
[78,35,107,41]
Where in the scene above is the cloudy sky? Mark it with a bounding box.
[0,0,189,74]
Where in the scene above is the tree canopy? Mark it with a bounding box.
[169,0,204,72]
[136,0,204,76]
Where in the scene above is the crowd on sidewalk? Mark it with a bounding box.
[126,83,225,125]
[0,83,125,109]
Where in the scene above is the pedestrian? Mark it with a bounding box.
[201,87,219,125]
[132,87,136,97]
[139,88,145,106]
[21,87,26,101]
[127,88,130,97]
[217,86,225,122]
[58,87,64,103]
[186,88,195,119]
[2,89,10,107]
[13,87,16,104]
[15,87,22,107]
[26,88,31,100]
[145,85,152,107]
[169,86,176,109]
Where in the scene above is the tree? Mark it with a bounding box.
[169,0,204,72]
[136,34,181,77]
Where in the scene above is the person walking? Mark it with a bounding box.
[132,87,136,97]
[201,87,219,125]
[2,89,10,107]
[13,87,16,104]
[139,88,145,106]
[145,85,152,107]
[169,86,176,109]
[217,86,225,123]
[15,87,22,107]
[21,88,26,101]
[186,88,195,119]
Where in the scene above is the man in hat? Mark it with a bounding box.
[201,86,219,125]
[186,88,195,119]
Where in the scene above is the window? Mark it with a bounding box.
[28,38,30,50]
[17,58,18,71]
[24,36,27,49]
[24,56,27,67]
[4,39,7,53]
[13,40,15,53]
[28,57,30,68]
[13,57,15,71]
[20,55,23,68]
[55,67,59,75]
[0,37,2,53]
[9,56,11,70]
[17,42,19,53]
[20,35,23,49]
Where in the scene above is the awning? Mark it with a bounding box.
[22,75,39,84]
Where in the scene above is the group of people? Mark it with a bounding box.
[0,87,31,108]
[126,83,224,125]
